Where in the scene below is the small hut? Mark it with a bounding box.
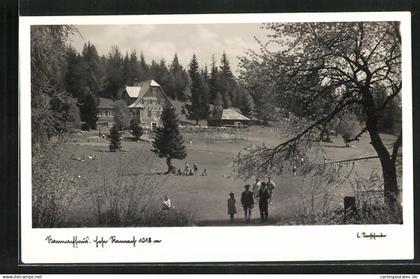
[207,108,250,127]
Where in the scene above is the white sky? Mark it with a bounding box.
[69,24,271,74]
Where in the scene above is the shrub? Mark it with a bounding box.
[32,145,81,227]
[113,100,131,129]
[336,113,359,146]
[90,172,194,227]
[348,171,402,224]
[289,169,402,225]
[129,118,143,141]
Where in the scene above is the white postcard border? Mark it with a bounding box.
[19,12,413,263]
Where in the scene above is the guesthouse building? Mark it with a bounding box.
[96,80,172,132]
[126,79,172,131]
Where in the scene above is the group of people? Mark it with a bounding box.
[227,177,277,223]
[174,162,208,176]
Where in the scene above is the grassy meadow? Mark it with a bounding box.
[49,124,399,227]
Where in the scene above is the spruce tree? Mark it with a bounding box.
[65,43,103,130]
[220,52,234,79]
[209,55,219,104]
[169,54,188,101]
[138,52,149,81]
[186,54,209,124]
[151,105,187,173]
[219,52,236,108]
[128,50,139,84]
[129,118,143,141]
[123,52,131,84]
[108,124,122,152]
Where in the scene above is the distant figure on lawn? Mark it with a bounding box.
[241,185,254,223]
[227,192,237,223]
[257,182,270,221]
[252,178,261,196]
[177,168,183,176]
[188,168,194,176]
[184,162,190,175]
[162,195,175,210]
[201,169,208,176]
[193,162,199,175]
[266,176,276,203]
[292,165,297,176]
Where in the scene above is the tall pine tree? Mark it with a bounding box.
[169,54,188,101]
[138,52,149,81]
[219,52,236,108]
[151,105,187,173]
[65,43,102,130]
[186,54,208,124]
[209,55,219,104]
[104,46,125,99]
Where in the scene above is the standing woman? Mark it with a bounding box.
[227,192,237,223]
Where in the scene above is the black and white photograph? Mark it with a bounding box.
[19,12,413,263]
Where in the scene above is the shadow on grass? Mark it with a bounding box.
[122,171,169,176]
[195,217,284,227]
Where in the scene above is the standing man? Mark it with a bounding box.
[252,178,261,196]
[266,176,276,203]
[241,185,254,223]
[257,183,270,222]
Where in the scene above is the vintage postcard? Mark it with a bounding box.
[19,12,413,263]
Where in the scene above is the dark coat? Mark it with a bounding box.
[258,188,270,206]
[241,190,254,208]
[227,198,237,214]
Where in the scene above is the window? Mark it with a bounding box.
[148,110,152,117]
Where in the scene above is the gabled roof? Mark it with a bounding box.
[150,80,160,87]
[126,86,142,98]
[220,108,250,121]
[97,97,117,109]
[127,79,172,109]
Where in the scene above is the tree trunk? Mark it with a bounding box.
[363,87,400,209]
[166,156,172,174]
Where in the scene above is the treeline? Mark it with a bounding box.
[186,53,254,124]
[64,42,255,129]
[31,26,255,144]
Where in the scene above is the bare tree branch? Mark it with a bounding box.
[348,127,367,142]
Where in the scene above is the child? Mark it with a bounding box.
[193,162,199,175]
[227,192,237,223]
